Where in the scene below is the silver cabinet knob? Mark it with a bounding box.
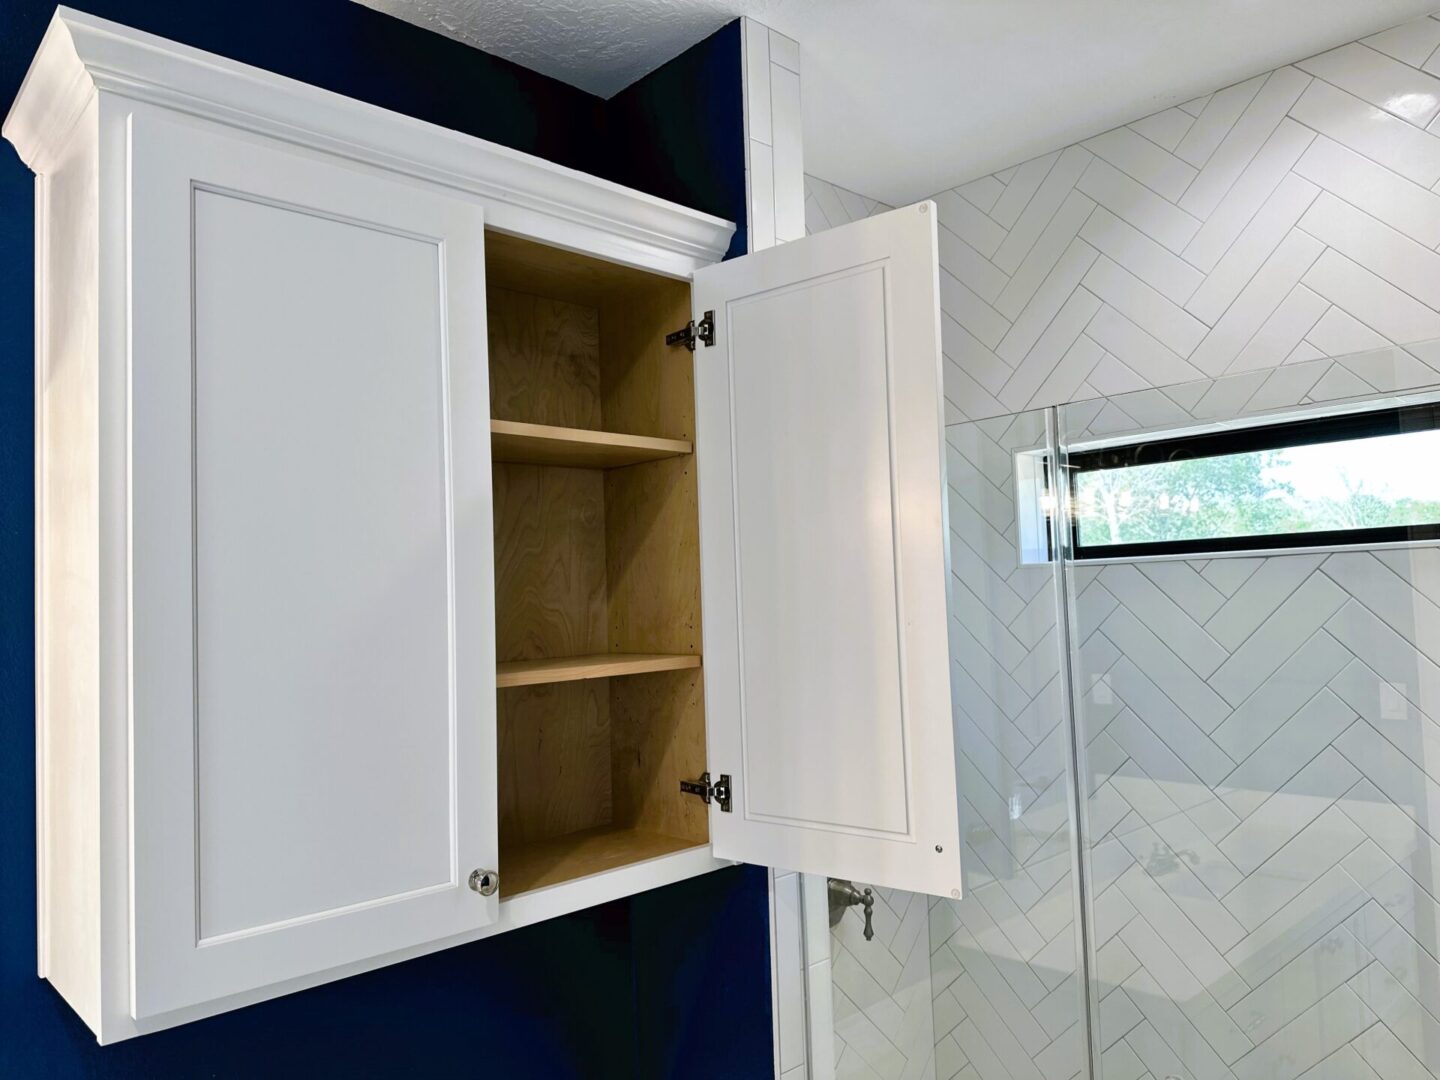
[469,868,499,897]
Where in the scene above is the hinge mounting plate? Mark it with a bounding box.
[680,771,732,813]
[665,310,715,351]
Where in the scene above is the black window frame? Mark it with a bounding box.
[1066,400,1440,560]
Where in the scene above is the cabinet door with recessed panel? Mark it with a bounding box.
[693,204,964,899]
[127,112,497,1018]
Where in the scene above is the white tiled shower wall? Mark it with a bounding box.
[816,12,1440,427]
[807,11,1440,1080]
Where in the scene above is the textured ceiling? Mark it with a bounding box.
[355,0,748,97]
[357,0,1440,205]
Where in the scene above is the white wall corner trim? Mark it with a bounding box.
[741,17,804,251]
[2,8,734,277]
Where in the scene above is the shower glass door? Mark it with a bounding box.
[1058,361,1440,1080]
[803,406,1092,1080]
[804,349,1440,1080]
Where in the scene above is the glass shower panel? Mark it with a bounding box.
[935,408,1089,1080]
[1058,363,1440,1080]
[817,407,1091,1080]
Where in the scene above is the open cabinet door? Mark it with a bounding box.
[693,204,963,898]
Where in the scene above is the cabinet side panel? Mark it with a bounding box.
[597,279,694,439]
[37,99,102,1031]
[600,280,708,845]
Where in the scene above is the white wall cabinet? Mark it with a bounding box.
[5,9,961,1042]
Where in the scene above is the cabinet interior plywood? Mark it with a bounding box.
[496,653,700,688]
[501,825,704,898]
[490,419,691,469]
[486,230,709,892]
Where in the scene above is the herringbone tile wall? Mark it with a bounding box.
[811,14,1440,426]
[831,883,940,1080]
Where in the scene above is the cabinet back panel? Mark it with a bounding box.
[486,288,601,429]
[492,463,608,663]
[497,683,612,843]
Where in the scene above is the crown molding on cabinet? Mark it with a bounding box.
[2,8,735,277]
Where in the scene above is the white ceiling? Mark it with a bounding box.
[357,0,1440,206]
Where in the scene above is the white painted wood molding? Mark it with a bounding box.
[3,8,734,277]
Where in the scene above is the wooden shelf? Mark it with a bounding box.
[491,419,691,469]
[496,652,701,689]
[502,825,705,897]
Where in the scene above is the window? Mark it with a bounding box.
[1067,402,1440,559]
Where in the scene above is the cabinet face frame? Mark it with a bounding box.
[124,109,501,1018]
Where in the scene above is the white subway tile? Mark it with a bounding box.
[1308,361,1379,399]
[1191,229,1325,374]
[1084,126,1198,203]
[990,150,1061,229]
[1290,78,1440,187]
[956,174,1005,214]
[806,959,837,1080]
[771,65,805,242]
[1080,205,1204,304]
[994,145,1093,273]
[939,266,1011,350]
[1129,107,1196,153]
[1305,305,1391,357]
[995,188,1092,317]
[1293,134,1440,247]
[1084,350,1150,396]
[941,223,1011,307]
[1083,255,1208,355]
[1085,304,1203,386]
[742,20,771,145]
[768,28,800,73]
[1298,42,1440,129]
[934,188,1007,258]
[1186,172,1320,324]
[1299,191,1440,308]
[1303,248,1440,343]
[1182,67,1312,219]
[775,871,806,1074]
[999,281,1101,409]
[1177,74,1267,166]
[996,237,1098,365]
[1229,284,1329,371]
[1180,91,1215,117]
[1183,118,1316,274]
[1076,157,1202,253]
[748,141,776,250]
[1364,16,1440,68]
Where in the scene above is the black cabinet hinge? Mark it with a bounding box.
[665,310,715,351]
[680,771,731,813]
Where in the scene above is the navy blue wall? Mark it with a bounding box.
[0,4,765,1077]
